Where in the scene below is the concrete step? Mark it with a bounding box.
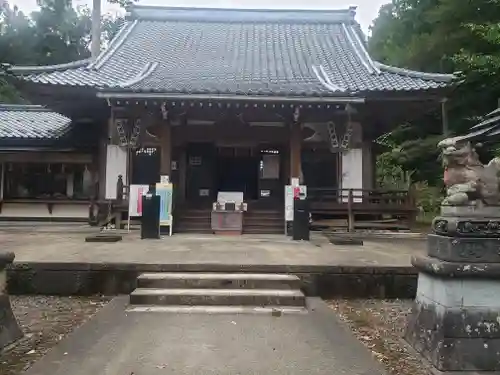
[129,288,305,307]
[126,305,308,315]
[137,272,301,290]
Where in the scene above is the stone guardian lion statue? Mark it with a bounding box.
[438,138,500,206]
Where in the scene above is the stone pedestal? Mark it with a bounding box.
[406,206,500,373]
[0,252,22,349]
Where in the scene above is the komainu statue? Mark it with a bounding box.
[438,137,500,206]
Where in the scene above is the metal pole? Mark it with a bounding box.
[91,0,101,59]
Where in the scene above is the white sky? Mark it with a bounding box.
[12,0,389,33]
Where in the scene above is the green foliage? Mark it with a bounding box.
[413,180,442,214]
[0,0,131,103]
[376,159,413,190]
[370,0,500,186]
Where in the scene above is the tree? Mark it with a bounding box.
[369,0,500,183]
[0,0,132,103]
[31,0,92,64]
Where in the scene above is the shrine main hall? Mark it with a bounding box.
[3,5,453,232]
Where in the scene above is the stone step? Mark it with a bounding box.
[243,227,284,234]
[137,272,301,290]
[126,305,308,315]
[129,288,305,307]
[175,228,213,234]
[243,222,283,228]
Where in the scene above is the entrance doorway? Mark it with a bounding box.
[131,147,160,185]
[216,147,259,200]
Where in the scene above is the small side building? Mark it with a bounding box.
[0,104,98,220]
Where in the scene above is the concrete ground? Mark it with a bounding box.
[24,297,387,375]
[1,230,426,268]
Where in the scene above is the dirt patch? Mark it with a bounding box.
[329,299,432,375]
[0,296,109,375]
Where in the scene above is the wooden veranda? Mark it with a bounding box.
[308,187,417,231]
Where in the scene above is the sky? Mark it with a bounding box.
[11,0,389,33]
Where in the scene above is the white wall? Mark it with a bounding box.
[105,145,127,199]
[341,148,363,202]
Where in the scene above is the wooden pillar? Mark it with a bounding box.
[160,121,172,177]
[97,118,110,199]
[178,146,187,201]
[289,122,302,182]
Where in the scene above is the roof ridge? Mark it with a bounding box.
[118,62,158,88]
[346,25,381,74]
[8,59,91,74]
[0,104,52,112]
[87,20,138,71]
[126,5,357,24]
[341,23,378,75]
[374,62,455,82]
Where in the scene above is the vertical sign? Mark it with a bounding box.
[155,182,173,227]
[285,185,307,222]
[128,184,149,216]
[285,185,294,221]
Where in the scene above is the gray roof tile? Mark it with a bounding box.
[10,6,454,97]
[0,104,72,140]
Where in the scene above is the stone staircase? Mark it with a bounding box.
[243,209,284,234]
[174,208,212,233]
[128,272,307,314]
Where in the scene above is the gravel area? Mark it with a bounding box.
[329,299,432,375]
[0,296,110,375]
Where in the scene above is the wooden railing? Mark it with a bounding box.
[308,187,417,231]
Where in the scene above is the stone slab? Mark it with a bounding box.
[129,288,306,307]
[84,234,122,243]
[137,272,302,289]
[328,236,364,246]
[427,234,500,263]
[24,297,387,375]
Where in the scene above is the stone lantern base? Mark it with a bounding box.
[0,252,22,350]
[406,207,500,372]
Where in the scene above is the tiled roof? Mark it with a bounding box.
[0,104,72,140]
[455,108,500,142]
[9,6,455,98]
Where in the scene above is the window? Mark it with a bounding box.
[4,163,92,200]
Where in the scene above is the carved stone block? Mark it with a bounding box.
[427,234,500,262]
[440,205,500,218]
[433,216,500,238]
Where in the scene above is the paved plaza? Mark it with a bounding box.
[1,226,426,268]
